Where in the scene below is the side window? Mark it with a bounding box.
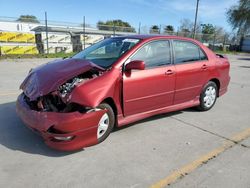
[199,49,208,60]
[173,40,207,64]
[130,40,171,68]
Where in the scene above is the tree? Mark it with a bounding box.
[150,25,160,33]
[214,26,229,43]
[97,19,135,32]
[227,0,250,35]
[201,24,215,34]
[179,19,193,33]
[164,25,174,34]
[179,19,202,38]
[179,19,194,37]
[201,24,215,42]
[17,15,40,23]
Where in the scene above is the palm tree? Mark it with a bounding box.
[227,0,250,35]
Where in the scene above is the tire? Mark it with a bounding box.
[197,81,218,111]
[96,103,115,143]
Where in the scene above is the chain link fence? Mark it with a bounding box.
[0,16,243,56]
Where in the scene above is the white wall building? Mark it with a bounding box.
[0,20,38,33]
[0,19,132,54]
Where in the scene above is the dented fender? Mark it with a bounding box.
[70,68,121,107]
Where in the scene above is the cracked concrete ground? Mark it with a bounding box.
[0,54,249,188]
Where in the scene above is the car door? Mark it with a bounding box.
[173,40,210,104]
[123,40,176,116]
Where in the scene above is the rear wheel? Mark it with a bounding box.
[197,81,218,111]
[96,103,115,143]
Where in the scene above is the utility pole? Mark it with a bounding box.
[138,22,141,34]
[113,23,116,36]
[193,0,200,39]
[45,11,49,54]
[83,16,86,49]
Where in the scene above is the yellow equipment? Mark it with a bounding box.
[0,32,35,43]
[0,45,38,55]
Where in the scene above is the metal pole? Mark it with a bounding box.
[45,11,49,54]
[113,23,115,36]
[159,25,161,34]
[213,33,216,51]
[193,0,200,39]
[83,16,86,49]
[138,22,141,34]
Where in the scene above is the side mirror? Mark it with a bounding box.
[125,60,145,71]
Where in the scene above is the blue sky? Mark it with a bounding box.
[1,0,237,31]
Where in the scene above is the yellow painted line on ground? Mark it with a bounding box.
[0,92,20,96]
[150,128,250,188]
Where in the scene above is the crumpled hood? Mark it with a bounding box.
[20,58,104,101]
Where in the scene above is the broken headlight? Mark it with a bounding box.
[58,77,84,97]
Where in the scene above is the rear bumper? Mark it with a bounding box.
[16,93,106,151]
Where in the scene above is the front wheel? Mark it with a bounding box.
[197,81,218,111]
[96,103,115,143]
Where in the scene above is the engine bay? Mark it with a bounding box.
[24,69,102,113]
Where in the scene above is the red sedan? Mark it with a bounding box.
[16,35,230,151]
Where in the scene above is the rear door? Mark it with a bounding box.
[173,40,210,104]
[123,40,176,116]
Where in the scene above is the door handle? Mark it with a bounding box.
[165,69,174,75]
[201,64,208,70]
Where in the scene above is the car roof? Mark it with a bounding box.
[114,34,197,42]
[114,35,167,39]
[122,35,163,39]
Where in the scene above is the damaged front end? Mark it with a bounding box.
[28,69,102,113]
[16,59,107,151]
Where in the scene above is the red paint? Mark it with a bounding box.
[16,35,230,151]
[123,65,176,116]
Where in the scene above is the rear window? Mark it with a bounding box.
[173,40,207,64]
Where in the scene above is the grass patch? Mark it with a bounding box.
[213,50,249,55]
[214,50,237,55]
[0,52,76,59]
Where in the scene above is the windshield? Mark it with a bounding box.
[72,37,140,68]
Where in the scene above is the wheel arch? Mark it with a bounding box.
[209,78,220,97]
[101,97,118,126]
